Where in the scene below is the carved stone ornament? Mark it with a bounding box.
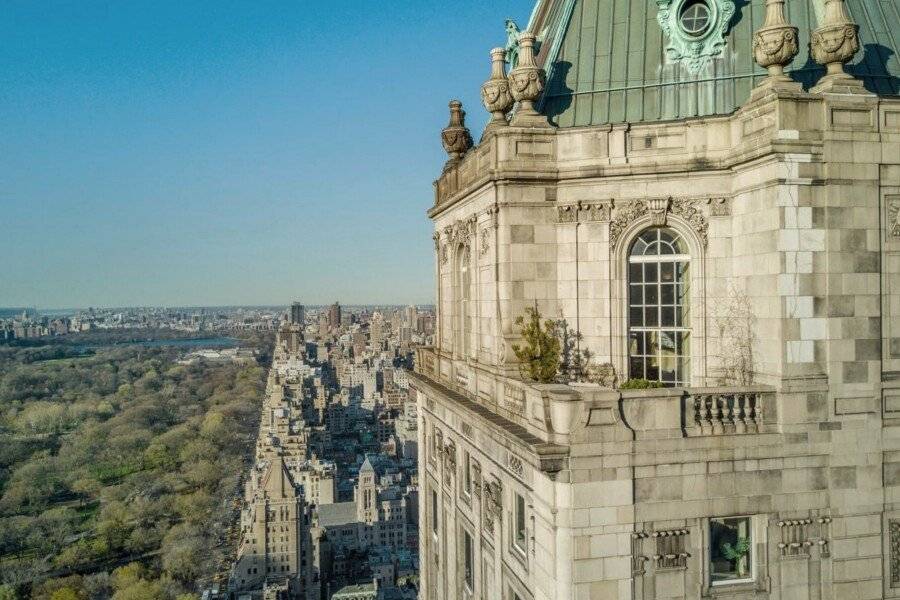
[652,529,690,570]
[752,0,798,79]
[479,228,491,257]
[508,32,548,127]
[481,47,514,130]
[508,453,524,478]
[889,197,900,237]
[609,198,709,250]
[557,201,612,224]
[432,231,441,252]
[443,440,456,484]
[810,0,859,79]
[892,519,900,587]
[706,197,730,216]
[776,519,813,558]
[472,461,482,499]
[441,100,473,163]
[482,477,504,533]
[656,0,736,73]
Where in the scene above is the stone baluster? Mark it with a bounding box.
[711,396,724,435]
[735,394,748,434]
[508,32,549,127]
[481,47,514,133]
[810,0,863,92]
[702,395,714,435]
[752,0,799,85]
[753,393,764,432]
[724,395,736,433]
[692,396,703,435]
[440,100,473,167]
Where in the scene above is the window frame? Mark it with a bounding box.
[463,528,475,593]
[512,492,527,556]
[707,515,757,588]
[626,227,692,386]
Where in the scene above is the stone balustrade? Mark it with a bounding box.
[413,346,776,443]
[685,388,769,436]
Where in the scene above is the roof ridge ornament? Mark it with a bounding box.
[440,100,473,167]
[753,0,799,82]
[656,0,736,74]
[481,48,514,133]
[508,32,550,128]
[810,0,865,93]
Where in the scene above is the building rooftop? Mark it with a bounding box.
[530,0,900,127]
[316,501,357,527]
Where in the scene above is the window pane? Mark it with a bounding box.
[645,263,658,282]
[661,306,675,326]
[629,262,643,281]
[644,307,658,327]
[629,284,643,306]
[661,284,675,304]
[629,306,643,327]
[645,284,658,305]
[660,262,675,282]
[710,517,753,583]
[629,357,645,379]
[629,332,645,356]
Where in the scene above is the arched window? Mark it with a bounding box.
[455,246,471,356]
[627,227,690,385]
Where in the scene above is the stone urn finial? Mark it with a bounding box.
[753,0,798,80]
[481,47,514,132]
[507,32,549,127]
[440,100,473,163]
[810,0,861,90]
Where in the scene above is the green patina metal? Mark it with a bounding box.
[505,19,522,67]
[526,0,900,127]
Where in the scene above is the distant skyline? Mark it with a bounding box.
[1,0,532,308]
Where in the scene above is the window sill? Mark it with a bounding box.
[705,579,759,597]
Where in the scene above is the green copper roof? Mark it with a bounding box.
[529,0,900,127]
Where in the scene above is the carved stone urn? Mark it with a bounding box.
[810,0,860,89]
[440,100,473,164]
[753,0,798,80]
[507,32,549,127]
[481,47,514,132]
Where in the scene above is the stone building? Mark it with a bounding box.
[412,0,900,599]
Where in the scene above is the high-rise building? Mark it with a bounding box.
[328,302,342,330]
[291,302,306,326]
[413,2,900,600]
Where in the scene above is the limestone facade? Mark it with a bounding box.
[413,4,900,600]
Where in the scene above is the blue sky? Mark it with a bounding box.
[0,0,533,308]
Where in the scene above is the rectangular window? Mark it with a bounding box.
[431,490,438,535]
[709,516,754,584]
[463,451,472,496]
[513,493,526,553]
[463,530,474,591]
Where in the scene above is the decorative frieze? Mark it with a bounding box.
[609,197,710,250]
[706,197,730,217]
[508,453,524,478]
[461,422,473,438]
[652,529,690,570]
[557,201,612,224]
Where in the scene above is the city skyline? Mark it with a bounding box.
[0,0,532,309]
